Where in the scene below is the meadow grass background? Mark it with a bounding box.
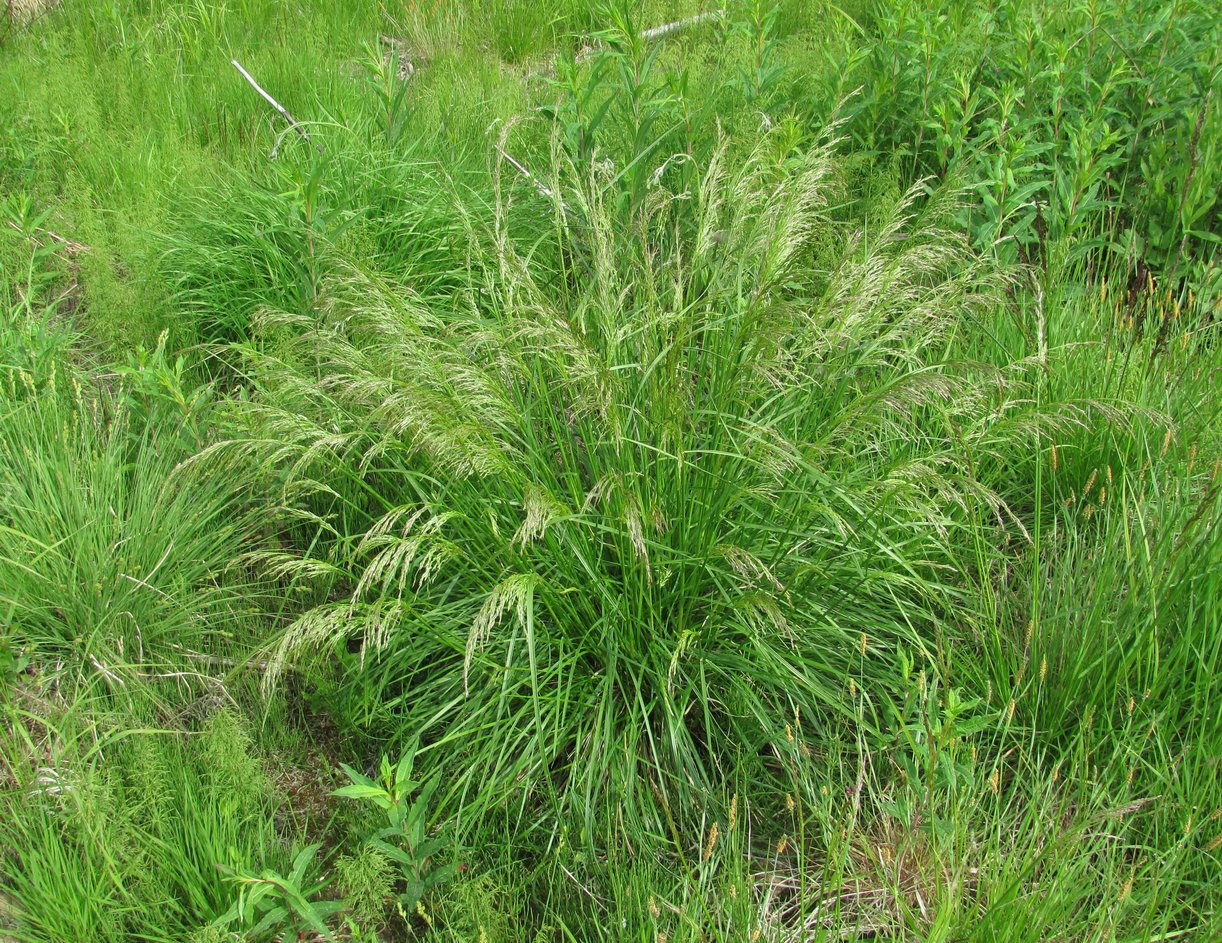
[1,1,1220,941]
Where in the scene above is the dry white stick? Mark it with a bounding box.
[641,10,722,42]
[6,219,90,253]
[495,143,556,200]
[575,10,723,62]
[231,58,317,150]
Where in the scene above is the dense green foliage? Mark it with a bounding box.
[1,1,1219,941]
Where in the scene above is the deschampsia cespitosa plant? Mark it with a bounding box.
[226,126,1051,843]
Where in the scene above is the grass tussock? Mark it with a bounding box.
[234,134,1016,839]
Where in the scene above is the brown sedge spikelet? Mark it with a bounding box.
[1120,867,1135,901]
[1084,468,1098,497]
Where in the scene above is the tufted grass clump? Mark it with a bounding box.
[220,124,1032,843]
[0,305,263,692]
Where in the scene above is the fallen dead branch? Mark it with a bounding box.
[642,10,722,42]
[231,58,321,156]
[575,9,723,63]
[6,219,90,254]
[494,143,556,201]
